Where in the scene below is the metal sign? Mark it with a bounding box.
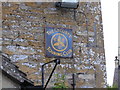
[45,27,73,58]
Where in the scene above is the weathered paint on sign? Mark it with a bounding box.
[45,27,73,58]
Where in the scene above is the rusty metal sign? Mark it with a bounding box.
[45,27,73,58]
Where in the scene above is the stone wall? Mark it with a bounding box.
[2,2,107,88]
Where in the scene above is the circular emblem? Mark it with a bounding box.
[51,33,68,52]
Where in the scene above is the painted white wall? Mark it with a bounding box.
[0,71,20,89]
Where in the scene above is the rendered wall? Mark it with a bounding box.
[0,71,20,89]
[2,2,107,88]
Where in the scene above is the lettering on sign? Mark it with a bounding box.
[45,27,73,58]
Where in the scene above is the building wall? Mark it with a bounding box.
[0,71,2,90]
[0,71,20,89]
[2,2,107,88]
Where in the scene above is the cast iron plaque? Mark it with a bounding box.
[45,27,73,58]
